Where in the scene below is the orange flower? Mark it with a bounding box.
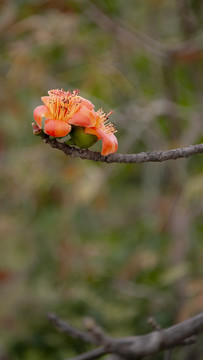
[33,89,118,155]
[34,89,95,137]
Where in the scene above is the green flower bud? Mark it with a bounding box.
[70,126,97,149]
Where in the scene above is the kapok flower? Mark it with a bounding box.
[34,89,96,137]
[33,89,118,155]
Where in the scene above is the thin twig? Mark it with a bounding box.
[47,313,96,344]
[65,348,107,360]
[83,317,111,346]
[41,134,203,164]
[148,317,161,331]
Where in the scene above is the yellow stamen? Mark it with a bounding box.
[46,89,82,121]
[97,109,117,135]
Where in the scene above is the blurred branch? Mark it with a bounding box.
[41,134,203,164]
[48,312,203,360]
[176,0,198,37]
[84,2,164,59]
[65,348,107,360]
[47,313,97,344]
[85,2,203,63]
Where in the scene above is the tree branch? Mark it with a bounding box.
[41,134,203,164]
[65,348,107,360]
[47,313,96,344]
[48,312,203,360]
[85,2,203,63]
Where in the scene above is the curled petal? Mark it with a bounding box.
[85,127,118,156]
[69,107,97,127]
[44,119,71,137]
[98,129,118,155]
[33,105,51,127]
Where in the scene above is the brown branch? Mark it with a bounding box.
[109,313,203,358]
[65,348,107,360]
[47,313,96,344]
[48,314,109,360]
[48,312,203,360]
[41,134,203,164]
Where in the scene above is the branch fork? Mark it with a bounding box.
[48,312,203,360]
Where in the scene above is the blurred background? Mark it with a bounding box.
[0,0,203,359]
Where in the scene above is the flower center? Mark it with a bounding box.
[47,89,82,121]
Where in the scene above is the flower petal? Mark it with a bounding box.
[80,97,94,110]
[87,127,118,156]
[41,96,50,108]
[33,105,51,127]
[68,107,97,127]
[100,132,118,156]
[41,96,57,117]
[44,119,71,137]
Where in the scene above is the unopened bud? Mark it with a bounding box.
[70,126,97,149]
